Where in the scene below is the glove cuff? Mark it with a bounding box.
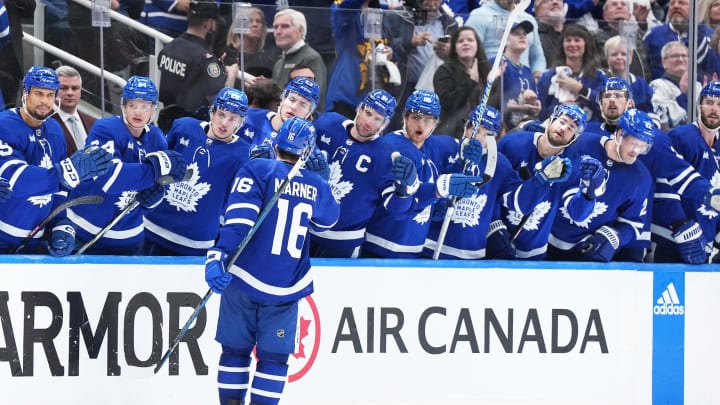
[596,225,620,250]
[435,174,451,197]
[206,248,227,264]
[672,221,703,243]
[145,151,173,177]
[55,158,81,189]
[52,224,76,237]
[487,220,506,237]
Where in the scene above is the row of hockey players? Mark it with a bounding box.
[2,65,720,265]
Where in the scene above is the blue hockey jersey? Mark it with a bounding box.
[309,112,410,256]
[0,109,68,251]
[363,131,459,258]
[243,108,280,147]
[144,117,252,255]
[498,130,595,259]
[548,132,652,253]
[66,116,167,254]
[217,158,340,302]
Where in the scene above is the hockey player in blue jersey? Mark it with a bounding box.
[424,104,579,259]
[310,89,411,257]
[0,66,113,254]
[655,81,720,263]
[242,77,320,150]
[498,103,600,259]
[547,108,655,262]
[66,76,187,255]
[143,87,252,256]
[586,77,720,263]
[362,89,489,258]
[204,117,339,405]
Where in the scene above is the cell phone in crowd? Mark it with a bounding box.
[438,35,451,43]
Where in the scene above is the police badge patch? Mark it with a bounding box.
[207,62,222,78]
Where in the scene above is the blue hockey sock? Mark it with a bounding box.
[218,345,252,405]
[249,351,289,405]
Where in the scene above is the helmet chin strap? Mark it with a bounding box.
[614,131,629,164]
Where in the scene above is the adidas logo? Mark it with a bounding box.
[653,282,685,316]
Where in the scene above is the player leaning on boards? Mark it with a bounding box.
[361,89,488,258]
[66,76,187,255]
[424,104,581,259]
[310,89,418,258]
[547,109,655,262]
[204,117,339,405]
[143,87,253,256]
[0,66,112,255]
[498,103,601,260]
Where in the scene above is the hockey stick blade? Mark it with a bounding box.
[153,157,307,374]
[13,195,105,253]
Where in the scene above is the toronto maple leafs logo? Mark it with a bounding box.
[451,194,487,228]
[328,161,353,202]
[698,172,720,219]
[320,134,331,145]
[179,137,189,147]
[166,162,210,212]
[560,201,608,229]
[115,190,137,210]
[414,205,432,225]
[27,194,52,207]
[506,200,552,231]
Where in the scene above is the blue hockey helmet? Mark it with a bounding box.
[466,105,501,134]
[404,89,441,118]
[618,109,654,145]
[23,66,60,93]
[276,116,316,156]
[283,77,320,107]
[700,81,720,101]
[212,87,248,116]
[361,89,397,121]
[601,77,632,99]
[122,76,158,105]
[551,104,587,134]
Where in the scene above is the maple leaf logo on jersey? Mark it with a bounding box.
[179,137,189,147]
[452,194,487,228]
[698,171,720,219]
[166,162,210,212]
[414,205,431,225]
[560,201,608,229]
[115,190,137,210]
[328,160,353,202]
[39,154,53,169]
[243,128,255,141]
[27,194,52,207]
[320,134,331,145]
[506,200,552,231]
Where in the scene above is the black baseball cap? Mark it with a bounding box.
[189,0,218,19]
[511,20,534,34]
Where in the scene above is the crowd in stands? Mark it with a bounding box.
[0,0,719,263]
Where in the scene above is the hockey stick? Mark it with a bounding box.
[153,158,306,374]
[75,169,194,255]
[432,0,529,260]
[510,165,534,242]
[12,195,105,253]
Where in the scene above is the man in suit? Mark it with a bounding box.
[52,65,96,154]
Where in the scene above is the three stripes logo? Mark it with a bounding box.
[653,282,685,316]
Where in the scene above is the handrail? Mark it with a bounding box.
[22,33,128,89]
[71,0,174,45]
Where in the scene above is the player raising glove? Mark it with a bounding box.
[580,225,620,262]
[205,249,233,294]
[55,147,113,189]
[534,155,572,185]
[144,150,187,183]
[579,156,608,199]
[460,138,484,166]
[392,153,419,197]
[305,148,330,181]
[435,173,484,198]
[46,219,76,257]
[136,183,166,210]
[671,220,708,264]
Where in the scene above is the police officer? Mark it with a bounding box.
[157,0,237,123]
